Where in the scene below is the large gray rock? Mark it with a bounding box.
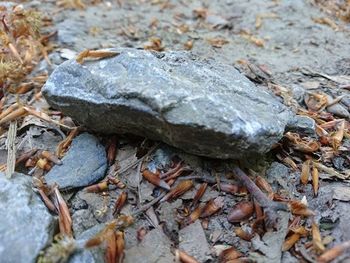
[43,49,292,159]
[45,133,107,190]
[0,173,56,263]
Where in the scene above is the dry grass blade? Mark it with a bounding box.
[5,121,17,178]
[301,160,311,185]
[114,191,127,215]
[142,169,170,190]
[312,166,319,196]
[32,177,56,213]
[53,187,72,237]
[0,107,27,125]
[313,162,348,180]
[160,180,194,202]
[317,240,350,263]
[0,103,18,120]
[76,49,119,64]
[312,221,325,253]
[23,106,73,129]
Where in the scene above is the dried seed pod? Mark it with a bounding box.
[53,187,72,237]
[289,200,315,217]
[191,183,208,207]
[36,158,51,171]
[115,231,124,263]
[114,192,128,215]
[312,221,325,253]
[161,180,194,202]
[219,183,239,194]
[218,247,243,262]
[282,233,301,251]
[300,160,311,185]
[107,136,117,165]
[41,150,62,165]
[227,201,254,223]
[108,176,126,189]
[176,249,199,263]
[85,181,108,193]
[318,240,350,263]
[142,169,170,190]
[200,197,224,218]
[234,227,253,241]
[137,227,147,242]
[184,205,203,225]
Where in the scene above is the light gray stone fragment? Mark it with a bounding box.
[124,228,174,263]
[45,133,107,190]
[43,48,292,159]
[0,173,56,263]
[179,221,212,262]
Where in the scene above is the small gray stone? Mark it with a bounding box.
[179,220,212,262]
[124,228,174,263]
[0,173,56,263]
[43,48,292,159]
[286,115,316,136]
[69,224,106,263]
[45,133,107,190]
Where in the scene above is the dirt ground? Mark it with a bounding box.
[2,0,350,262]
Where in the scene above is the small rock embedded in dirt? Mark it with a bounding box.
[45,133,107,190]
[43,48,292,159]
[0,173,56,263]
[124,228,174,263]
[179,220,212,262]
[286,115,316,136]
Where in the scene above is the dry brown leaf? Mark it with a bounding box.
[143,37,164,51]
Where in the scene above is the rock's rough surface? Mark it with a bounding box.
[45,133,107,190]
[178,221,212,262]
[0,173,56,263]
[43,49,292,159]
